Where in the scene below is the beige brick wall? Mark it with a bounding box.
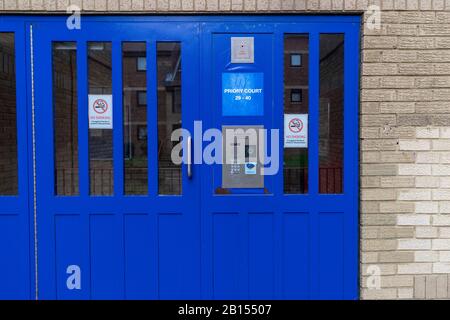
[2,0,450,300]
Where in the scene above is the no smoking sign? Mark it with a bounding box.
[284,114,308,148]
[89,95,113,129]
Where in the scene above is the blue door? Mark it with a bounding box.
[30,16,359,300]
[33,18,201,299]
[0,20,34,299]
[200,19,359,300]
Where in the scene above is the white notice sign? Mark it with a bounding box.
[284,114,308,148]
[88,95,113,129]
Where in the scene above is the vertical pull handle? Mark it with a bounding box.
[187,136,192,179]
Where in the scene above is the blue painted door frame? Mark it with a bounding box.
[0,15,360,300]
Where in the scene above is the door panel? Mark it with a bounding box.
[34,21,201,299]
[0,22,33,299]
[200,21,359,300]
[201,29,277,299]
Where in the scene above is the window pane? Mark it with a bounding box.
[53,42,78,195]
[137,91,147,106]
[88,42,113,196]
[291,89,302,103]
[137,56,147,71]
[123,42,147,195]
[290,53,302,67]
[0,33,18,195]
[157,42,182,195]
[284,35,309,194]
[319,34,344,194]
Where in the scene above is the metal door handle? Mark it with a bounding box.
[187,136,192,179]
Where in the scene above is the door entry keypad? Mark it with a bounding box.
[222,125,264,189]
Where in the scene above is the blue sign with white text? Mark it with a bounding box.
[222,72,264,116]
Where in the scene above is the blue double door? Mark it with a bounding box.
[0,16,359,299]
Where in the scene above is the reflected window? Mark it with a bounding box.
[290,53,302,67]
[290,89,302,103]
[137,91,147,107]
[137,56,147,71]
[319,34,344,194]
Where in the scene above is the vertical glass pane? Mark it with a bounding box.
[123,42,147,195]
[0,33,18,195]
[284,34,309,194]
[53,42,78,196]
[88,42,113,195]
[157,42,182,195]
[319,34,344,194]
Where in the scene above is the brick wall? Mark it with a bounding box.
[2,0,450,300]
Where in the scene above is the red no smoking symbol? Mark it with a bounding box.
[93,99,108,114]
[289,118,303,133]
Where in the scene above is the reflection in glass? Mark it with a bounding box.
[284,34,309,194]
[53,42,78,195]
[88,42,113,195]
[290,53,302,67]
[0,33,18,195]
[123,42,148,195]
[319,34,344,194]
[157,42,182,195]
